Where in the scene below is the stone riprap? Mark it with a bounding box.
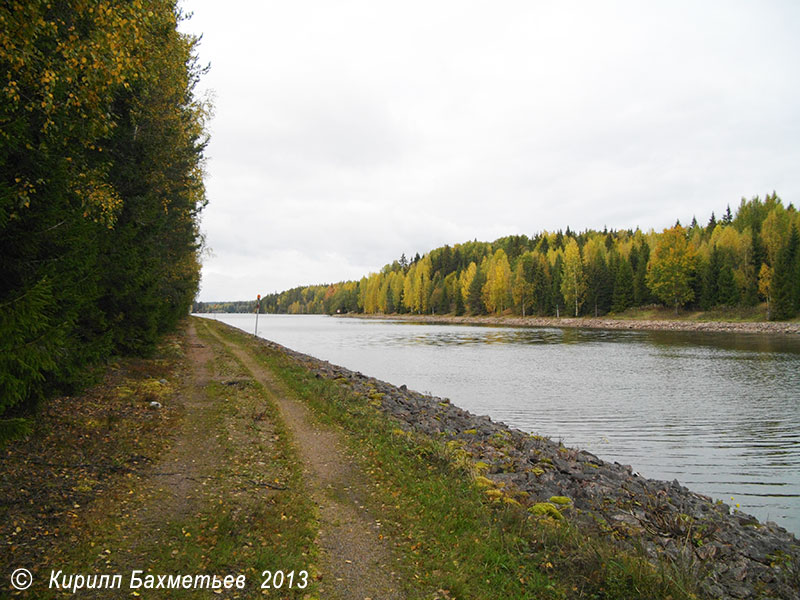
[342,313,800,336]
[252,334,800,600]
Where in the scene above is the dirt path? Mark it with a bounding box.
[140,322,219,522]
[92,322,223,571]
[203,323,406,600]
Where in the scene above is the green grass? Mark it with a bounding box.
[609,303,780,322]
[205,318,700,600]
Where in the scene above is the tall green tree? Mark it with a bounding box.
[583,237,612,316]
[716,264,740,306]
[467,262,487,315]
[771,226,799,320]
[530,252,552,316]
[611,257,635,313]
[550,253,565,316]
[632,241,653,306]
[699,247,721,309]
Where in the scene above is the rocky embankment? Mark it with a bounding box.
[255,334,800,599]
[343,313,800,335]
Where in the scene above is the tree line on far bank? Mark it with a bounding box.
[1,1,208,441]
[199,194,800,322]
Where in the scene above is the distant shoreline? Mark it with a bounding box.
[335,312,800,335]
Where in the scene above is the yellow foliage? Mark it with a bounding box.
[482,249,512,314]
[548,496,572,505]
[646,225,698,311]
[561,238,586,317]
[528,502,564,520]
[459,262,477,306]
[474,476,496,489]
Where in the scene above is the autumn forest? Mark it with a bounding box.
[200,195,800,322]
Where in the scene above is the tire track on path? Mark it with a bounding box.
[202,321,406,600]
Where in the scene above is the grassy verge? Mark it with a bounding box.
[0,329,186,597]
[205,318,700,600]
[608,303,793,322]
[2,320,318,599]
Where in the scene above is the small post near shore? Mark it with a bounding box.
[254,294,261,337]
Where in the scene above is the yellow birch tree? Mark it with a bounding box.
[646,225,698,314]
[561,238,586,317]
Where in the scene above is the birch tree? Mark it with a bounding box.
[646,225,698,314]
[561,238,586,317]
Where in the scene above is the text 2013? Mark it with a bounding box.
[261,570,309,589]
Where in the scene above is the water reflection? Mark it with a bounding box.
[202,314,800,535]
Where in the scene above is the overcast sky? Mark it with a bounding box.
[180,1,800,302]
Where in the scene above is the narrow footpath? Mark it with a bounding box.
[94,322,223,572]
[201,319,407,600]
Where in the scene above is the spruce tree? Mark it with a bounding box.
[707,212,717,234]
[531,255,552,316]
[742,229,766,306]
[467,268,486,314]
[612,259,635,312]
[716,264,740,306]
[550,254,564,316]
[700,247,721,309]
[633,242,653,306]
[454,287,465,315]
[723,205,733,224]
[771,227,799,320]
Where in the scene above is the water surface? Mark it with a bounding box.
[202,313,800,534]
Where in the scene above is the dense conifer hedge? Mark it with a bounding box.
[0,1,208,440]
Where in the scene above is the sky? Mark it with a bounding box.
[179,1,800,302]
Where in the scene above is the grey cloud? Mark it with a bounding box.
[183,0,800,301]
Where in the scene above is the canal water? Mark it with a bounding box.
[201,313,800,535]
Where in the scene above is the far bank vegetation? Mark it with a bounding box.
[200,195,800,322]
